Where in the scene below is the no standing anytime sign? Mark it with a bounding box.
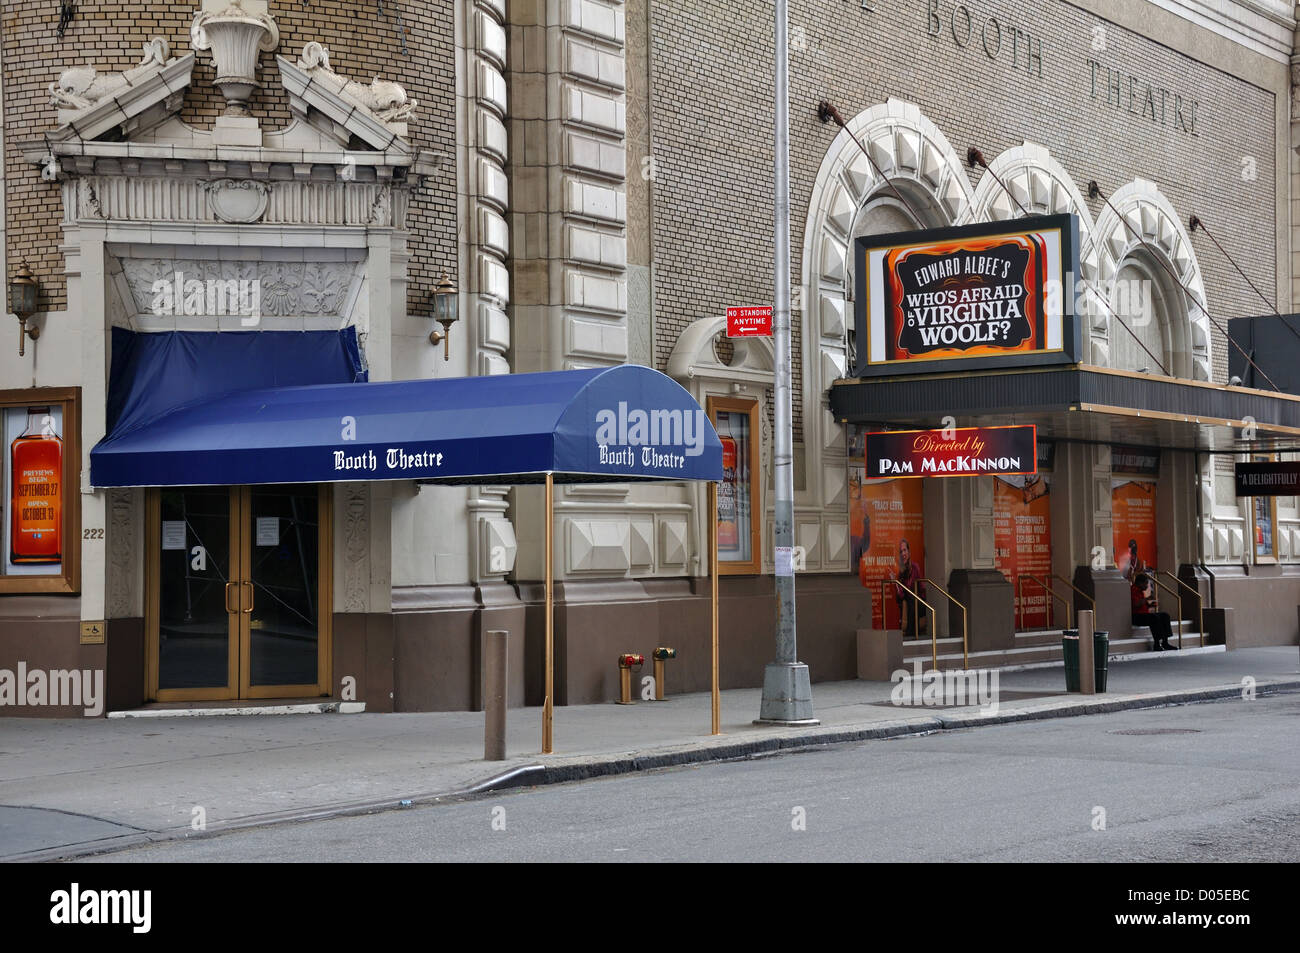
[726,306,773,337]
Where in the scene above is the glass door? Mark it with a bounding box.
[150,487,240,700]
[148,485,330,702]
[239,485,329,697]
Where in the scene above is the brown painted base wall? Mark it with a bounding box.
[0,595,109,718]
[7,569,1297,717]
[514,575,870,707]
[384,582,527,712]
[1205,566,1300,647]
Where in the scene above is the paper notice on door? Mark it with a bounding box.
[162,521,186,551]
[256,517,280,547]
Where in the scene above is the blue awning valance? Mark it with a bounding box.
[90,364,723,487]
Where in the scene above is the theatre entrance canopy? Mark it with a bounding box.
[829,364,1300,455]
[835,213,1300,454]
[89,332,723,752]
[91,351,724,488]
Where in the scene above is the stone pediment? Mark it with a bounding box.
[277,44,414,154]
[21,0,445,227]
[47,39,195,143]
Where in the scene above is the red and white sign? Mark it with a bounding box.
[726,306,772,338]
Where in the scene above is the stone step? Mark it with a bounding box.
[903,632,1210,671]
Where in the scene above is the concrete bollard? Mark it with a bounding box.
[484,630,508,760]
[1078,609,1096,695]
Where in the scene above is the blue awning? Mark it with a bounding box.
[90,365,723,487]
[106,327,366,435]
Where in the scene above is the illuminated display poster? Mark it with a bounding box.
[994,475,1053,629]
[3,405,65,577]
[850,426,926,632]
[715,409,752,563]
[1112,480,1158,578]
[856,214,1078,377]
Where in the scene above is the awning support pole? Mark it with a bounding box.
[709,480,720,735]
[543,471,554,755]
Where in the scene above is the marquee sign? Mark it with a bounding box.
[855,214,1080,377]
[1235,461,1300,497]
[866,425,1037,479]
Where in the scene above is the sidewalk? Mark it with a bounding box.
[2,645,1297,861]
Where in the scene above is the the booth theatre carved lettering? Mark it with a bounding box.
[926,0,1044,77]
[1086,59,1200,136]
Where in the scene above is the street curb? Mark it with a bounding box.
[497,678,1300,788]
[12,677,1299,862]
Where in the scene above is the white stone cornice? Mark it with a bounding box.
[1142,0,1296,63]
[20,137,444,182]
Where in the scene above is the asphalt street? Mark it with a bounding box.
[79,690,1300,863]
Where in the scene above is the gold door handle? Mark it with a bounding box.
[225,582,237,614]
[242,581,254,614]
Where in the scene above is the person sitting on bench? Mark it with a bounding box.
[1131,572,1174,652]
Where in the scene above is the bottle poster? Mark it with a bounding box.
[849,426,925,631]
[3,405,65,577]
[1112,480,1158,580]
[993,474,1053,629]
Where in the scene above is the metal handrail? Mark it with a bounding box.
[1017,573,1072,632]
[1146,575,1184,650]
[881,579,938,670]
[920,577,968,669]
[1053,573,1096,623]
[1159,570,1205,642]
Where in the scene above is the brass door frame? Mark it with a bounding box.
[146,485,332,702]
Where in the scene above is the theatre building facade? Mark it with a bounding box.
[3,0,1299,716]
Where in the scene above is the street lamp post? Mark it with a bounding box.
[757,0,817,725]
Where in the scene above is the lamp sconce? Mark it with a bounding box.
[429,271,460,361]
[9,262,40,358]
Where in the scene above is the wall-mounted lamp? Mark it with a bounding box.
[9,262,40,357]
[429,272,459,361]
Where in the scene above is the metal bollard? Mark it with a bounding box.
[617,653,644,705]
[1078,610,1096,695]
[484,630,508,760]
[651,647,677,700]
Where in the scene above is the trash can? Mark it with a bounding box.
[1094,630,1109,693]
[1062,630,1080,692]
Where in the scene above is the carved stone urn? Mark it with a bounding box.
[190,1,279,116]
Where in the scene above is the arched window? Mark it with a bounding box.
[847,186,948,370]
[1108,249,1190,378]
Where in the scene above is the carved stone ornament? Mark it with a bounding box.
[203,178,271,223]
[191,1,280,116]
[49,38,174,111]
[296,41,416,122]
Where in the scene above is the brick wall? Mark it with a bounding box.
[647,0,1280,418]
[1,0,456,315]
